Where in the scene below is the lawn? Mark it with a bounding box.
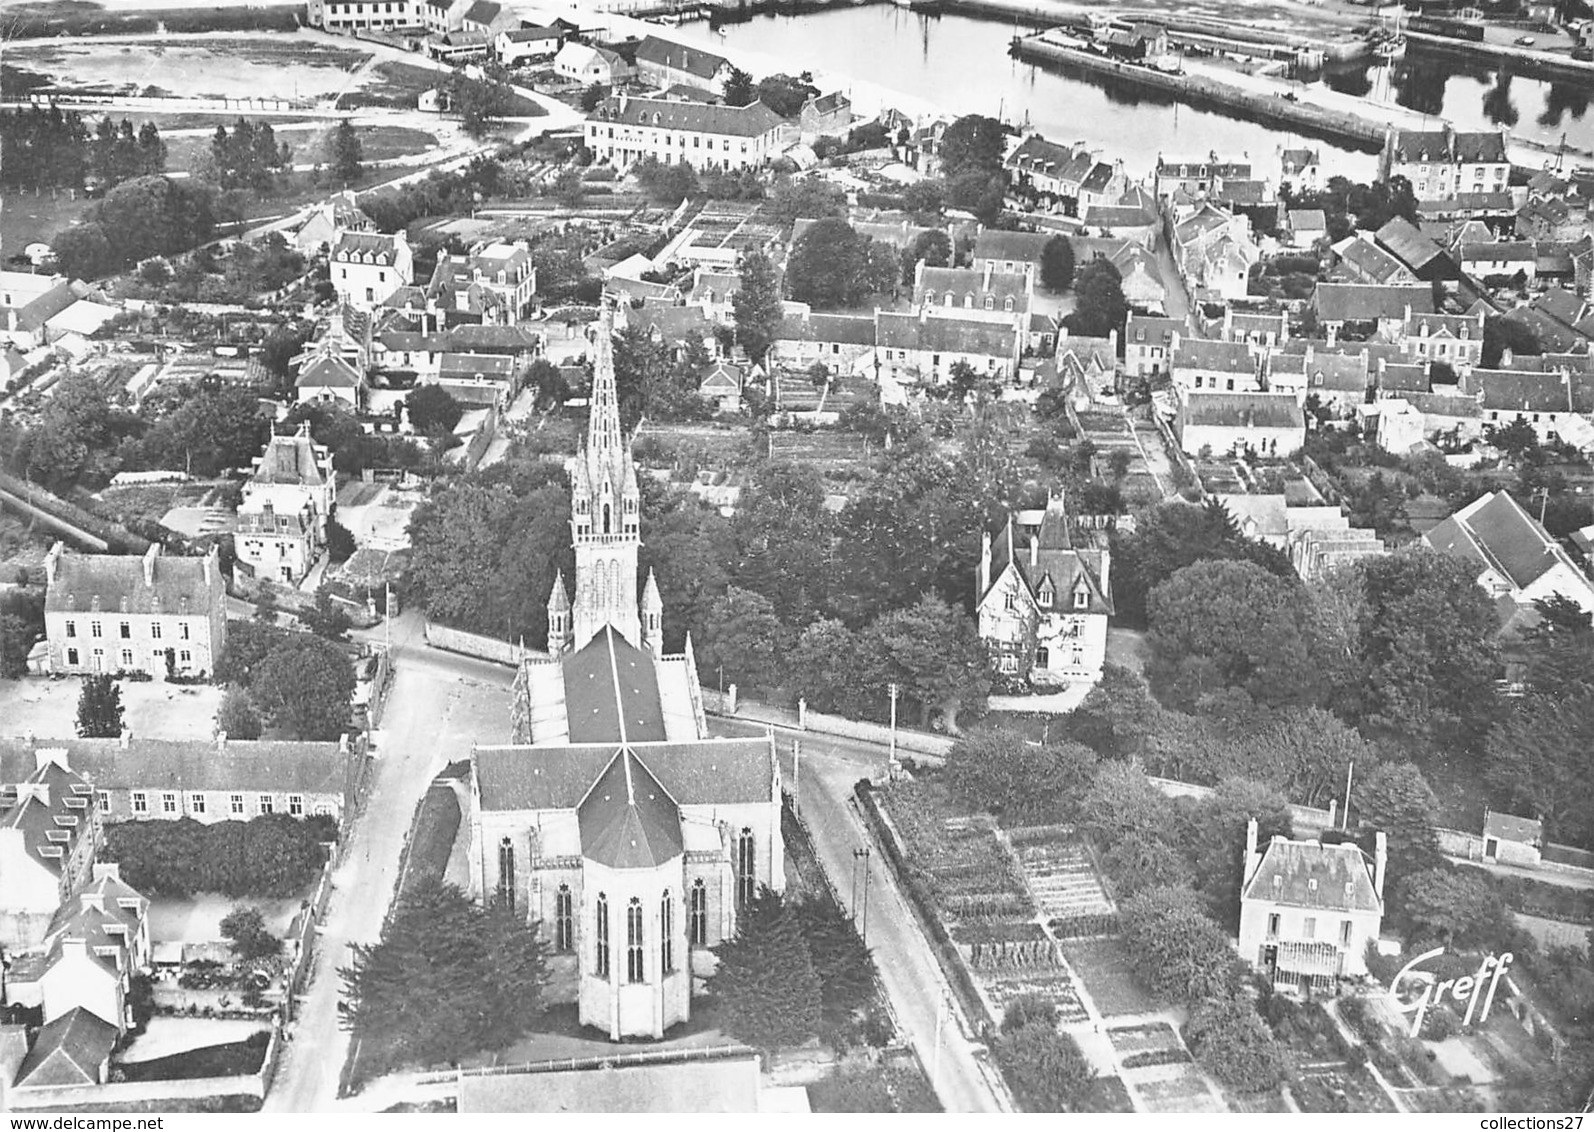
[1062,939,1161,1017]
[341,61,444,110]
[0,185,94,258]
[303,124,440,164]
[116,1032,271,1081]
[808,1061,941,1112]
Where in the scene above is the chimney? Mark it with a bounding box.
[978,529,992,595]
[1501,346,1513,367]
[1029,533,1039,568]
[217,731,227,751]
[92,862,122,883]
[141,543,159,589]
[45,541,63,588]
[119,729,131,750]
[339,732,350,753]
[1245,817,1258,866]
[618,91,628,115]
[1374,831,1389,898]
[1326,322,1338,348]
[203,545,217,588]
[982,261,992,291]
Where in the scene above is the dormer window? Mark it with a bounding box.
[1037,584,1053,608]
[1073,587,1089,610]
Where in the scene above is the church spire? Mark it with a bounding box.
[588,298,625,461]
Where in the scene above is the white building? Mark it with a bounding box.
[330,230,413,311]
[1379,127,1509,202]
[43,543,226,680]
[496,25,562,65]
[585,96,785,173]
[554,42,629,85]
[1426,491,1594,616]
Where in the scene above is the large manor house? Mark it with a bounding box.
[465,303,784,1041]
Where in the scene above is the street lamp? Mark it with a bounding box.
[852,847,871,944]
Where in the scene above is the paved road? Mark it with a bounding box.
[745,721,1009,1113]
[264,608,515,1113]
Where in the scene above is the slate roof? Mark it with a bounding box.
[1483,810,1542,843]
[1425,491,1576,591]
[14,1009,116,1088]
[1399,390,1483,418]
[1376,362,1431,393]
[1288,209,1328,231]
[875,312,1017,357]
[0,737,349,797]
[0,759,94,877]
[6,280,75,331]
[474,736,776,811]
[252,428,330,487]
[971,229,1052,264]
[985,497,1113,615]
[915,266,1030,307]
[1084,205,1155,228]
[1463,367,1594,414]
[634,35,729,81]
[577,748,683,868]
[1125,312,1184,346]
[1307,351,1368,393]
[44,550,219,617]
[438,352,514,379]
[1172,338,1255,375]
[778,312,875,346]
[297,353,362,389]
[1182,391,1302,430]
[1006,135,1095,185]
[1463,241,1537,265]
[1333,236,1413,284]
[502,24,561,41]
[1376,217,1446,273]
[699,360,743,394]
[1314,283,1433,323]
[562,627,668,744]
[331,231,403,263]
[1280,148,1319,174]
[1242,837,1382,913]
[594,95,782,137]
[463,0,500,23]
[1387,127,1507,164]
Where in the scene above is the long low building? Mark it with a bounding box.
[585,96,786,173]
[0,735,370,826]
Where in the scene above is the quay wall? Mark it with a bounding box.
[1009,36,1385,151]
[1406,31,1594,82]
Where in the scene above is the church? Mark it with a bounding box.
[467,302,784,1041]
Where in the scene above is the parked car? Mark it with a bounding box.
[1515,35,1536,45]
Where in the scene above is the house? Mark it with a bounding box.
[634,35,732,94]
[0,754,99,951]
[1425,491,1594,616]
[976,493,1113,685]
[460,0,516,33]
[1290,522,1387,582]
[1005,135,1121,214]
[1379,126,1510,202]
[1171,338,1259,393]
[1175,390,1304,458]
[43,543,226,681]
[477,303,782,1041]
[1400,309,1485,369]
[912,262,1032,325]
[1239,820,1387,989]
[426,29,492,61]
[771,310,876,370]
[1331,235,1418,286]
[1124,312,1185,379]
[553,42,630,85]
[246,424,336,537]
[688,268,739,322]
[585,96,785,173]
[433,352,517,407]
[1313,283,1434,342]
[0,736,367,826]
[1460,240,1538,284]
[1287,209,1328,247]
[290,191,373,255]
[874,310,1020,385]
[1053,331,1118,400]
[0,272,75,351]
[330,230,413,310]
[237,491,317,585]
[1461,365,1594,445]
[1082,204,1158,247]
[496,25,563,66]
[698,359,744,412]
[1172,203,1259,303]
[11,1009,116,1090]
[1375,217,1454,282]
[798,92,851,143]
[295,349,364,408]
[308,0,423,33]
[428,240,537,323]
[1109,243,1167,313]
[1300,350,1370,417]
[1154,156,1253,202]
[968,230,1050,285]
[1373,391,1487,451]
[1212,308,1289,350]
[1480,811,1542,868]
[1279,147,1322,193]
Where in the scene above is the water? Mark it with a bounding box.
[680,5,1593,179]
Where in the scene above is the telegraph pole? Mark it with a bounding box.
[887,682,900,777]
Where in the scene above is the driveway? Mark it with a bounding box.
[263,609,515,1112]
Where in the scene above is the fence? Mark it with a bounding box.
[701,689,955,758]
[30,92,316,113]
[10,1025,279,1110]
[422,620,531,666]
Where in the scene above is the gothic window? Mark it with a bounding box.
[690,879,707,945]
[661,890,675,972]
[595,893,611,977]
[736,828,756,908]
[497,838,516,911]
[626,897,645,983]
[555,884,573,951]
[603,503,612,535]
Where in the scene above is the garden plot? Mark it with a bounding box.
[1007,831,1112,922]
[1061,938,1160,1017]
[980,969,1089,1026]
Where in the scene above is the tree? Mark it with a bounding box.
[1182,777,1293,931]
[1039,235,1076,293]
[220,905,281,962]
[326,518,356,564]
[702,587,790,693]
[936,114,1006,178]
[579,82,606,112]
[1102,833,1192,899]
[863,593,989,733]
[1146,560,1313,710]
[301,587,353,642]
[633,156,698,206]
[946,727,1096,821]
[795,899,873,1028]
[754,73,818,118]
[0,589,44,679]
[789,618,873,716]
[405,383,464,436]
[731,460,835,623]
[785,218,890,308]
[1485,417,1540,461]
[1395,866,1519,951]
[216,688,263,740]
[448,72,513,137]
[1354,761,1441,886]
[254,584,280,624]
[1063,258,1127,338]
[340,879,548,1080]
[1184,994,1287,1094]
[329,118,363,184]
[1077,760,1169,846]
[765,176,847,226]
[250,635,356,740]
[707,887,822,1050]
[76,674,124,738]
[722,67,756,107]
[731,248,783,368]
[900,228,952,283]
[1118,885,1240,1003]
[1482,314,1542,368]
[994,1021,1095,1111]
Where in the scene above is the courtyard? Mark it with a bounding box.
[0,675,225,740]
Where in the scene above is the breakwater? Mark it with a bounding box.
[1405,31,1594,82]
[1009,35,1386,151]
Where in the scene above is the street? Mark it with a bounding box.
[771,727,1010,1113]
[263,608,514,1112]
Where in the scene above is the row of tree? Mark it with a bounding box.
[51,175,221,281]
[0,107,166,191]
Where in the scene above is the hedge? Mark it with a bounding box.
[104,814,335,898]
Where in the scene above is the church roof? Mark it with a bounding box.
[577,748,683,868]
[562,627,668,744]
[474,736,775,811]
